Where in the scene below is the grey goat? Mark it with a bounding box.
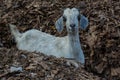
[9,8,88,66]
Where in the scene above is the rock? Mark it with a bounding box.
[10,66,23,72]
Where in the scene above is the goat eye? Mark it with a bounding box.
[63,16,66,22]
[78,15,81,21]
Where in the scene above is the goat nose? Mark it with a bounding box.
[70,24,75,28]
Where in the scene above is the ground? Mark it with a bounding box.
[0,0,120,80]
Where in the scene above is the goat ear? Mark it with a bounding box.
[80,15,89,30]
[55,16,64,32]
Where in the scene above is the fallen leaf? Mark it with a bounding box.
[25,63,36,70]
[111,68,118,76]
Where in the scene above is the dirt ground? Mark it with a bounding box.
[0,0,120,80]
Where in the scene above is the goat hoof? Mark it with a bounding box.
[66,60,84,68]
[66,60,78,68]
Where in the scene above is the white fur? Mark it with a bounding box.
[9,8,88,64]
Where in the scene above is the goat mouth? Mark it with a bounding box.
[69,30,76,34]
[69,27,76,32]
[69,27,76,30]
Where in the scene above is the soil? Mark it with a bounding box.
[0,0,120,80]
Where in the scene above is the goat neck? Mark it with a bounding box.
[67,31,81,59]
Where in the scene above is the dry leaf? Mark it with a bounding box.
[95,62,106,74]
[39,61,50,70]
[111,68,118,76]
[25,63,36,70]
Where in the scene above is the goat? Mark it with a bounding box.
[9,8,88,66]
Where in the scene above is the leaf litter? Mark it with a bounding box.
[0,0,120,80]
